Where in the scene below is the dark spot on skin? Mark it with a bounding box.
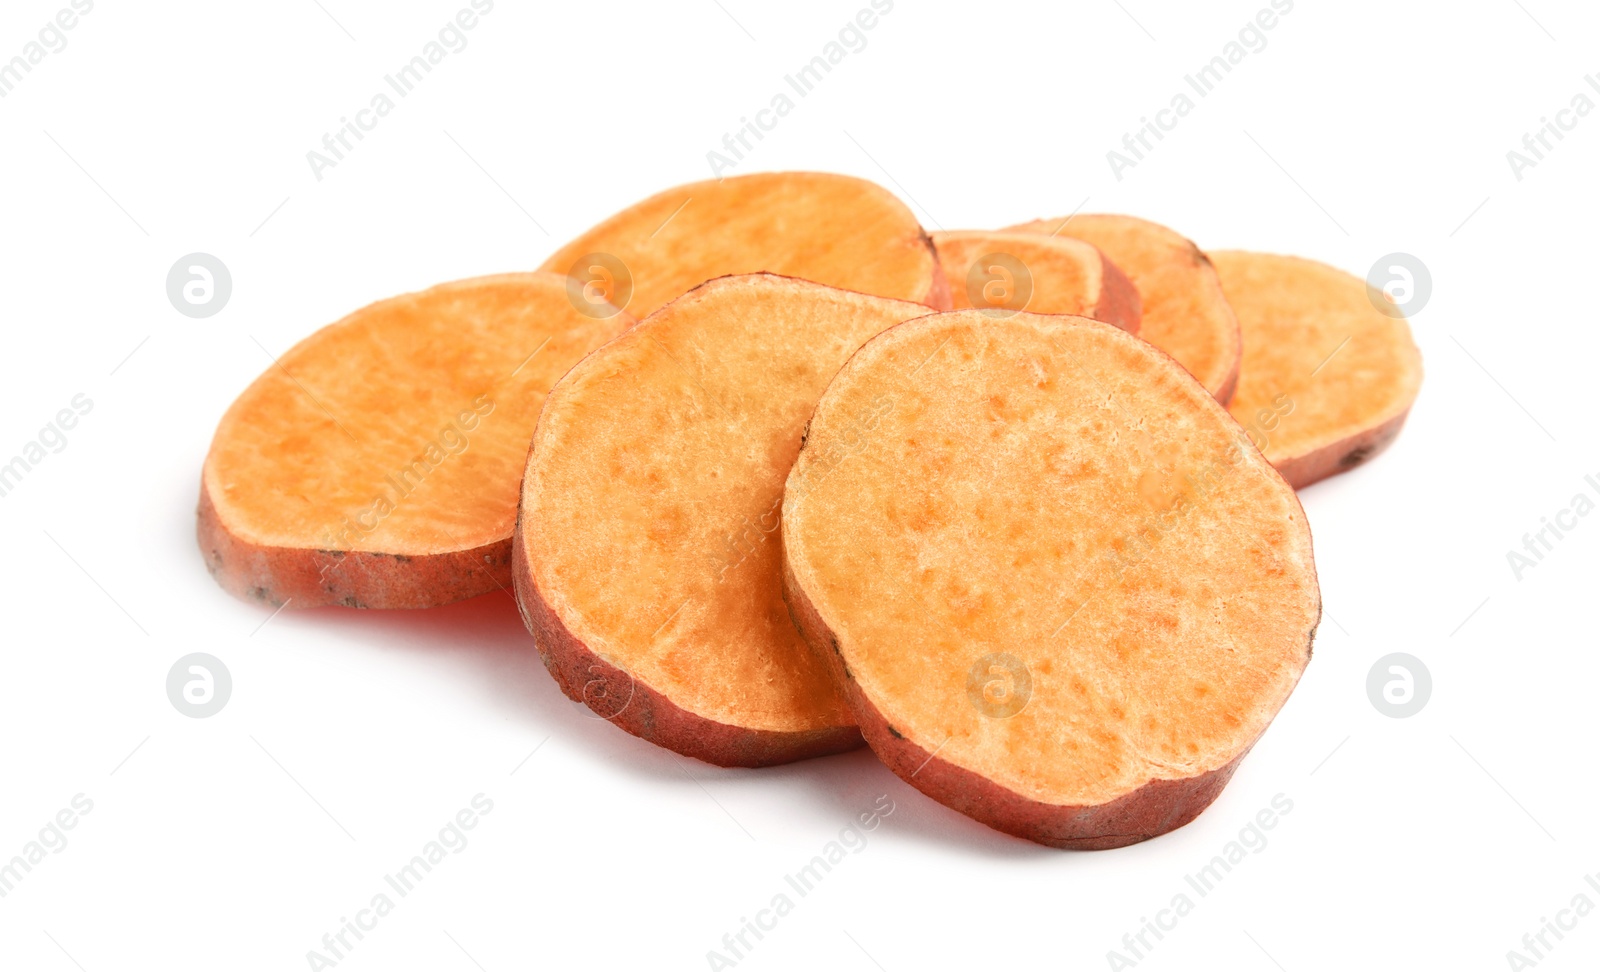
[317,549,347,559]
[886,725,904,740]
[340,596,362,608]
[251,587,269,601]
[392,554,412,562]
[1340,444,1375,468]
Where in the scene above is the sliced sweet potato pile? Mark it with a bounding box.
[1005,214,1241,402]
[1209,251,1424,489]
[538,171,949,317]
[782,310,1320,848]
[514,274,934,767]
[199,273,632,610]
[930,230,1141,333]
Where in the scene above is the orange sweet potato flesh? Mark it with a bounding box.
[1210,251,1424,489]
[199,273,631,609]
[782,311,1320,848]
[930,230,1142,333]
[1006,214,1241,402]
[538,171,949,317]
[514,274,935,767]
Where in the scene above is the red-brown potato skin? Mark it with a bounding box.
[1212,349,1241,407]
[1195,249,1241,407]
[196,485,512,610]
[1274,407,1414,490]
[511,513,865,768]
[783,556,1270,849]
[1094,252,1144,335]
[920,233,954,312]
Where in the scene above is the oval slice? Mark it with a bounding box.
[930,230,1141,333]
[539,171,948,317]
[1005,214,1241,402]
[782,310,1320,848]
[515,274,934,767]
[199,273,632,610]
[1210,251,1424,489]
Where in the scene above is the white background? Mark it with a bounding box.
[1,1,1596,969]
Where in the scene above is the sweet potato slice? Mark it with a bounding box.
[514,274,934,767]
[538,171,948,317]
[199,273,632,610]
[1210,251,1424,489]
[1005,214,1241,402]
[781,311,1320,848]
[930,230,1141,333]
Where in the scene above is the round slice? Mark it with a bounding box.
[1210,251,1424,489]
[1005,214,1241,402]
[539,171,949,317]
[199,273,632,610]
[930,230,1141,333]
[782,311,1320,848]
[515,274,935,767]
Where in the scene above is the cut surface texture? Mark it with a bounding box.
[539,171,948,318]
[515,274,935,766]
[199,273,632,610]
[931,230,1141,333]
[1006,214,1241,402]
[781,311,1321,848]
[1210,251,1424,489]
